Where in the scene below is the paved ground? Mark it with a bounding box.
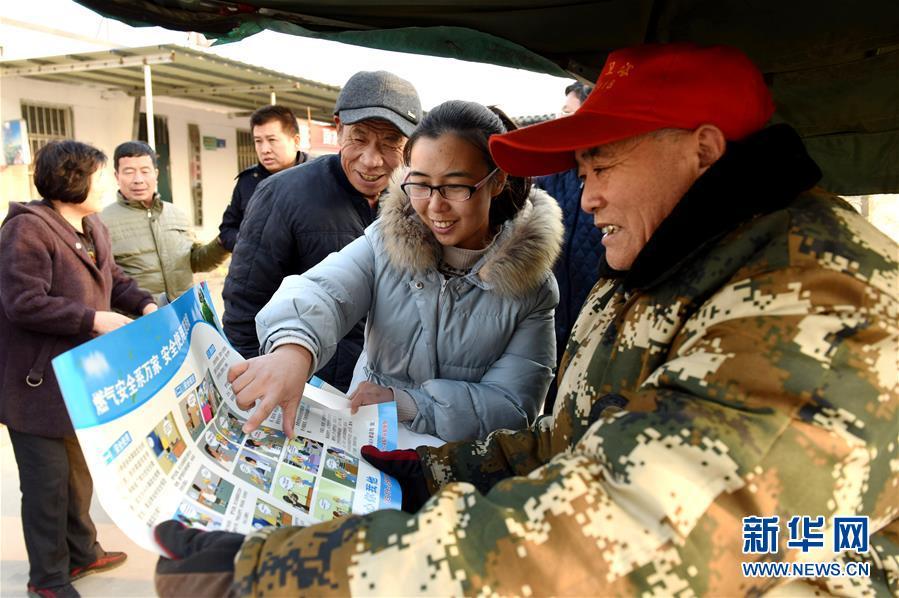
[0,268,229,597]
[0,426,157,597]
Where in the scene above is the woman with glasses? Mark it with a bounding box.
[230,100,563,442]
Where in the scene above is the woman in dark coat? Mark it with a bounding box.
[0,140,156,598]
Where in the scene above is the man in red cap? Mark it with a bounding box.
[153,44,897,596]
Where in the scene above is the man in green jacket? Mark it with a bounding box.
[152,44,898,596]
[101,141,229,303]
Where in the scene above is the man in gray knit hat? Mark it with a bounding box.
[223,71,421,391]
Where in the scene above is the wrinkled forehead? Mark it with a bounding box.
[574,142,626,167]
[345,118,405,141]
[574,131,658,166]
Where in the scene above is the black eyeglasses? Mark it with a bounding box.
[401,168,499,202]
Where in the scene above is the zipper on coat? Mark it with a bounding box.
[437,276,452,319]
[147,207,171,299]
[433,275,453,380]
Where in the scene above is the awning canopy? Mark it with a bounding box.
[68,1,899,195]
[0,44,342,122]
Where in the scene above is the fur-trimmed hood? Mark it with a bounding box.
[378,173,564,296]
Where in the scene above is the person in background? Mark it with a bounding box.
[222,71,421,392]
[218,105,308,252]
[151,43,896,596]
[100,141,229,304]
[534,80,604,415]
[0,140,156,598]
[229,100,563,442]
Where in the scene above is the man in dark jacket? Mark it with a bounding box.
[218,105,308,252]
[222,71,421,391]
[535,81,604,414]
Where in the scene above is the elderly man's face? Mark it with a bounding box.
[576,130,702,270]
[115,154,158,207]
[337,119,406,202]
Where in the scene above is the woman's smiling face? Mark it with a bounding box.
[407,133,505,250]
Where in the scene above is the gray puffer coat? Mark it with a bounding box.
[257,179,564,441]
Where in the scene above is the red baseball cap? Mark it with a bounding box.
[490,43,775,176]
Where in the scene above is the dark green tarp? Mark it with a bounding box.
[75,0,899,194]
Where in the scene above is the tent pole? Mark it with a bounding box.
[143,63,156,151]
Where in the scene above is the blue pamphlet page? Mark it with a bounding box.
[52,283,400,554]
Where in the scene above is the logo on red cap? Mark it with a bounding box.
[597,60,636,91]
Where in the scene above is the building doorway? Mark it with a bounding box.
[137,112,173,203]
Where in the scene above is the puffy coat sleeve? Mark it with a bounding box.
[403,277,559,441]
[0,215,95,335]
[232,266,899,596]
[256,234,376,374]
[189,236,230,272]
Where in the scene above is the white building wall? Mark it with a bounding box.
[0,76,135,156]
[1,76,133,208]
[1,76,248,239]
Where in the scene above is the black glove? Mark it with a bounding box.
[361,445,431,513]
[153,520,245,597]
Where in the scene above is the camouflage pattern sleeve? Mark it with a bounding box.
[416,416,555,495]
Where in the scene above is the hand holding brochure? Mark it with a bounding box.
[52,284,401,554]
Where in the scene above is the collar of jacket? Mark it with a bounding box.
[599,124,823,291]
[329,152,360,198]
[379,173,564,296]
[116,190,163,215]
[252,150,308,179]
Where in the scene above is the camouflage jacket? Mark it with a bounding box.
[233,126,898,596]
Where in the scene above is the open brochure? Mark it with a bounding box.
[52,283,402,554]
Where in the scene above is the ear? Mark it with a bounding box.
[334,118,345,144]
[490,171,508,198]
[693,124,726,174]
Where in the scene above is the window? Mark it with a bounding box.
[21,102,74,154]
[21,102,74,198]
[236,129,255,171]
